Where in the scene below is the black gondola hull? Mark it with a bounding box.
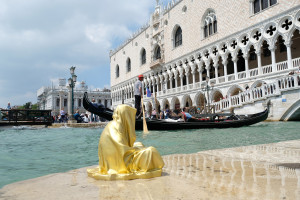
[83,92,269,130]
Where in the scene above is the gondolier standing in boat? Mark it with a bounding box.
[134,74,144,117]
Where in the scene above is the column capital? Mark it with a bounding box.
[243,53,249,59]
[284,41,293,48]
[232,57,238,62]
[268,45,277,51]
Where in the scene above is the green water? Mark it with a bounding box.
[0,122,299,189]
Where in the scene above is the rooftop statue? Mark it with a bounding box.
[87,104,164,180]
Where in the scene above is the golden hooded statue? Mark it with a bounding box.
[87,104,164,180]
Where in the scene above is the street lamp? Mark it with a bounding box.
[68,66,77,121]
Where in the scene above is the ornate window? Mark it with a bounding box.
[126,58,131,72]
[154,46,161,60]
[141,48,146,65]
[203,10,217,38]
[253,0,277,14]
[174,26,182,47]
[116,65,119,78]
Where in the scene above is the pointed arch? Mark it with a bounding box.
[211,89,224,102]
[126,58,131,72]
[116,65,120,78]
[227,84,243,97]
[154,45,161,60]
[140,48,146,65]
[202,9,217,38]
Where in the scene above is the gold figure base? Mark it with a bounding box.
[87,168,162,180]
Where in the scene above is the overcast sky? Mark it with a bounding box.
[0,0,169,108]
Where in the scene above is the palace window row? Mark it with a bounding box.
[253,0,277,14]
[204,11,217,38]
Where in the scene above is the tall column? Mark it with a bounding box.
[285,41,293,69]
[169,74,173,89]
[270,46,277,72]
[163,72,168,92]
[222,60,228,82]
[189,62,196,88]
[59,91,64,111]
[205,61,210,80]
[172,68,178,89]
[243,54,250,78]
[184,64,190,86]
[213,61,219,84]
[233,56,238,80]
[175,74,178,88]
[256,50,262,75]
[179,66,184,90]
[155,76,159,94]
[159,74,164,93]
[198,68,203,83]
[67,86,72,115]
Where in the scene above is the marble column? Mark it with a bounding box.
[232,56,238,80]
[243,53,250,78]
[222,60,228,82]
[213,61,219,84]
[256,50,262,75]
[270,46,277,73]
[285,41,293,69]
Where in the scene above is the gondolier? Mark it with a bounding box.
[134,74,144,117]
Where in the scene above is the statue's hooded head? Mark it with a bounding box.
[112,105,137,147]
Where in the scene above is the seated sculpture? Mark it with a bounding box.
[87,104,164,180]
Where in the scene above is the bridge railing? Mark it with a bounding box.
[0,109,52,123]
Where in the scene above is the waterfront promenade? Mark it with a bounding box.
[50,122,108,128]
[1,140,299,200]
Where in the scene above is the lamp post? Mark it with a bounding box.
[202,77,214,114]
[68,66,77,121]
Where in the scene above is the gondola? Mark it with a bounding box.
[83,92,269,130]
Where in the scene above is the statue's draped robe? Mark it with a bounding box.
[87,105,164,180]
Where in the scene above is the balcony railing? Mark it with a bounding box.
[150,59,164,69]
[113,57,300,108]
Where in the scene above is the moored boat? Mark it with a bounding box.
[83,92,269,130]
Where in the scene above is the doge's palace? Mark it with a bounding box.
[110,0,300,121]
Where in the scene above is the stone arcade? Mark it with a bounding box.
[110,0,300,121]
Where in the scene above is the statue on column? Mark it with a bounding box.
[87,104,164,180]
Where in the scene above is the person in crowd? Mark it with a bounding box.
[180,107,197,122]
[151,109,157,119]
[164,109,170,119]
[7,102,11,110]
[134,74,144,117]
[60,107,66,123]
[74,110,83,123]
[159,110,164,119]
[7,102,12,121]
[83,114,89,123]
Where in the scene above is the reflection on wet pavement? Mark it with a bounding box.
[0,140,299,200]
[163,141,300,200]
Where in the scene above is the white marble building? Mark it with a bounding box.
[37,79,111,116]
[110,0,300,120]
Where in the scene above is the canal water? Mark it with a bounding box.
[0,122,299,188]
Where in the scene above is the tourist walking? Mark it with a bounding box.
[6,102,12,121]
[60,107,66,123]
[134,74,144,117]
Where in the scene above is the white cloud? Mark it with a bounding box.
[85,24,131,48]
[0,0,156,107]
